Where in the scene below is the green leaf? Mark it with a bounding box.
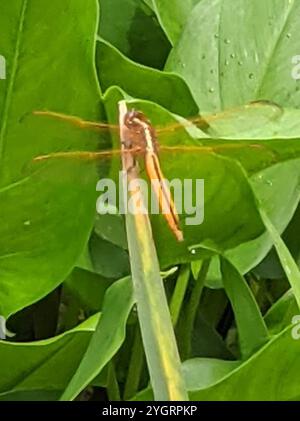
[96,39,198,117]
[98,0,171,69]
[166,0,300,111]
[0,1,101,317]
[0,314,100,397]
[264,289,298,334]
[89,232,130,279]
[63,268,113,314]
[134,325,300,401]
[188,326,300,400]
[183,358,240,391]
[61,276,134,401]
[191,314,234,360]
[152,0,202,45]
[208,155,300,287]
[221,258,269,358]
[94,213,128,250]
[0,390,61,401]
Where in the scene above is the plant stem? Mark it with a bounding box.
[106,361,121,401]
[123,325,145,400]
[181,259,210,360]
[119,100,188,400]
[170,264,190,327]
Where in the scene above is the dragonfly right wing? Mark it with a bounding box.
[156,100,283,139]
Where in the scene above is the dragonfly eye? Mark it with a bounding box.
[125,110,138,127]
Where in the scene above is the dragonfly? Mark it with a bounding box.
[32,100,281,242]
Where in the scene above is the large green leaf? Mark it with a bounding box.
[134,325,300,401]
[0,278,133,400]
[166,0,300,111]
[161,0,300,277]
[0,1,101,317]
[207,159,300,287]
[152,0,202,45]
[188,326,300,400]
[0,314,100,399]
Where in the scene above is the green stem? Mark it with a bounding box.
[169,264,190,327]
[181,259,210,360]
[123,325,145,400]
[106,361,121,401]
[119,100,188,400]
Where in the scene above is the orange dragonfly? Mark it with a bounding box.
[32,100,281,242]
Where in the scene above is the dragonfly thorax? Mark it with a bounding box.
[124,109,159,155]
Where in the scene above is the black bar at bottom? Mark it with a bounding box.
[0,401,299,417]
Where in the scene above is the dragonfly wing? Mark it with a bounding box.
[156,101,283,139]
[33,110,119,132]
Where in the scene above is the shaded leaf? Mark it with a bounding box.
[98,0,171,69]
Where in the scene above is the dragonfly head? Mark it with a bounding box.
[123,109,158,154]
[125,109,152,131]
